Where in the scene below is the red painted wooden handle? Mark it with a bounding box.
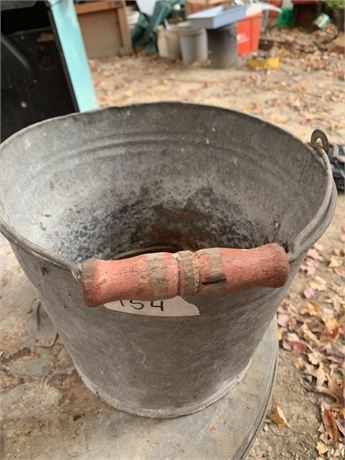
[81,243,289,308]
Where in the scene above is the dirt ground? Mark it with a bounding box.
[249,195,345,460]
[91,34,345,145]
[90,28,345,459]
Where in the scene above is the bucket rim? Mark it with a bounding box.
[0,101,335,275]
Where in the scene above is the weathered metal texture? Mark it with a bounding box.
[0,233,276,459]
[0,102,336,418]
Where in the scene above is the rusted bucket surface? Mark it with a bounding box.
[0,103,335,417]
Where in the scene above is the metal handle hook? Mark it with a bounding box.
[310,129,330,155]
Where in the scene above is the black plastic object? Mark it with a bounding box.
[207,23,237,68]
[1,1,77,141]
[329,143,345,192]
[0,1,36,12]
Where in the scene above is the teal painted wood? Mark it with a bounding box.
[48,0,98,112]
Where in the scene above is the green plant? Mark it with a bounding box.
[326,0,345,9]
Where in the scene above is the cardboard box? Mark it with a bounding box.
[76,1,132,59]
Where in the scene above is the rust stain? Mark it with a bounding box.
[1,347,33,364]
[0,368,24,391]
[81,260,96,284]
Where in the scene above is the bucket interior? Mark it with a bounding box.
[0,103,327,265]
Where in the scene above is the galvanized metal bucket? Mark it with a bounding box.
[0,103,336,418]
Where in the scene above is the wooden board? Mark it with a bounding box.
[76,0,132,59]
[76,1,123,15]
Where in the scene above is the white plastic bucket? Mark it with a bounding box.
[157,25,181,60]
[178,21,208,64]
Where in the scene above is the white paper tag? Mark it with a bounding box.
[104,296,200,317]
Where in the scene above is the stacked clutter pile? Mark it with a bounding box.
[131,0,275,65]
[129,0,344,66]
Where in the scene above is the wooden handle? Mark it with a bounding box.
[81,243,289,307]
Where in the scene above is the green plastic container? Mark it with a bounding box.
[277,6,293,28]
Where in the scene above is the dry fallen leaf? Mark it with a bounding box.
[305,364,328,387]
[310,276,327,291]
[308,248,323,261]
[322,409,338,441]
[333,267,345,278]
[304,287,315,299]
[282,339,292,351]
[335,416,345,437]
[299,300,321,317]
[325,314,338,326]
[290,341,307,354]
[330,282,345,296]
[317,375,345,405]
[268,404,288,427]
[323,317,339,330]
[321,317,341,341]
[299,116,309,126]
[308,351,324,365]
[300,323,321,346]
[316,441,328,455]
[315,366,328,388]
[293,356,305,369]
[300,258,317,276]
[322,343,345,365]
[277,313,290,327]
[329,256,341,268]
